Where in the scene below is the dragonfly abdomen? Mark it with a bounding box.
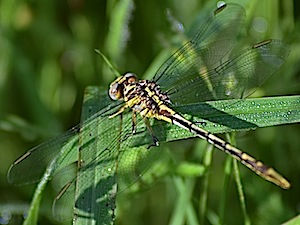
[170,113,290,189]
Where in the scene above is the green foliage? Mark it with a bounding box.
[1,0,299,225]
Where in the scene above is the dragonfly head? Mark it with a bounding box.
[109,73,138,100]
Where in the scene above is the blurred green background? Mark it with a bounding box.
[0,0,299,224]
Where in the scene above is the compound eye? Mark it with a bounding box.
[124,73,137,84]
[109,82,121,100]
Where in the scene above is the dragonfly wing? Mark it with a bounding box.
[7,100,122,186]
[52,97,160,221]
[7,128,79,185]
[168,39,290,106]
[153,4,245,91]
[52,164,77,221]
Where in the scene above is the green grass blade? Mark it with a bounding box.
[227,133,250,225]
[199,144,214,225]
[22,170,49,225]
[21,134,80,224]
[169,95,299,138]
[283,215,300,225]
[133,95,300,145]
[73,87,120,224]
[169,177,197,225]
[104,0,135,67]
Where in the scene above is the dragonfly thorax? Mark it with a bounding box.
[109,73,171,117]
[124,79,171,117]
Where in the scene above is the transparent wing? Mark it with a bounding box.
[153,3,246,89]
[8,86,161,221]
[7,126,79,185]
[166,40,290,106]
[7,98,121,185]
[52,108,160,221]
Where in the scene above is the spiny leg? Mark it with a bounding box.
[138,107,159,148]
[109,104,129,118]
[142,117,159,149]
[131,111,137,134]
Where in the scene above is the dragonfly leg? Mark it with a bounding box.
[109,105,128,118]
[132,111,137,134]
[142,117,159,148]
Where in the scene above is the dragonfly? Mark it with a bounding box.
[7,3,290,222]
